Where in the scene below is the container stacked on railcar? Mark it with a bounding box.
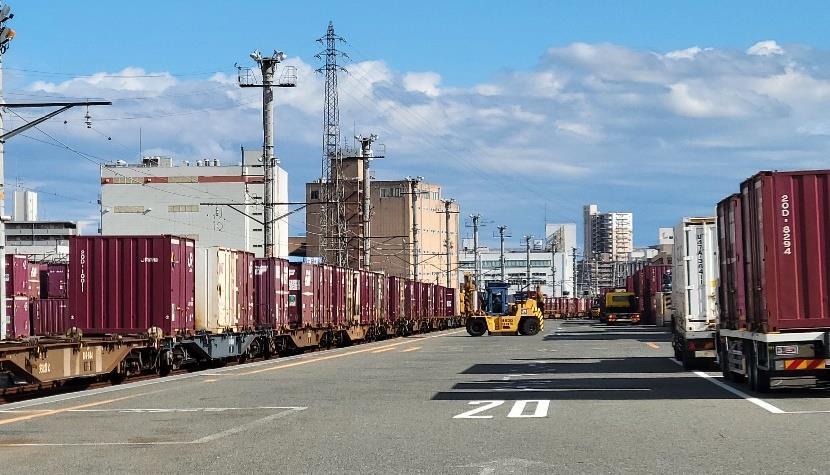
[2,233,462,391]
[68,235,196,336]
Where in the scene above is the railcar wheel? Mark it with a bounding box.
[466,318,487,337]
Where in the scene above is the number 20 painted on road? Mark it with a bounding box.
[453,400,550,419]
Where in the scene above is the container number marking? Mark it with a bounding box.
[37,362,51,374]
[453,400,550,419]
[781,194,792,255]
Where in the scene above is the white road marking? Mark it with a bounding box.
[668,358,785,414]
[0,407,307,447]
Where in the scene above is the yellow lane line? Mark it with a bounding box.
[237,329,465,376]
[371,347,395,354]
[401,347,421,353]
[0,393,141,427]
[646,342,660,350]
[203,379,218,383]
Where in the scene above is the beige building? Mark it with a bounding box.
[306,157,459,287]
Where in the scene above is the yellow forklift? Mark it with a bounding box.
[465,282,544,336]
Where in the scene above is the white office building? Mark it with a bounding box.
[100,152,288,258]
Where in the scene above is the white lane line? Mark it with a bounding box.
[668,358,785,414]
[1,328,462,411]
[0,407,307,447]
[490,388,650,392]
[191,407,306,443]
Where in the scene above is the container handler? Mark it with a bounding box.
[465,282,544,337]
[600,290,640,325]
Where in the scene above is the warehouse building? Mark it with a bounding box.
[100,152,288,257]
[4,191,77,261]
[305,156,460,287]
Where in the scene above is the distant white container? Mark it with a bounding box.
[671,217,719,364]
[195,246,253,332]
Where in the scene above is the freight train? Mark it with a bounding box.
[0,235,462,392]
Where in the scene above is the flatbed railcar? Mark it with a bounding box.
[1,236,463,396]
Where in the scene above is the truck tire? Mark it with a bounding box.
[748,346,772,393]
[719,344,734,382]
[682,347,696,370]
[520,318,541,336]
[466,318,487,337]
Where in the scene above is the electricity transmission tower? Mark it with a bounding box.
[316,21,348,266]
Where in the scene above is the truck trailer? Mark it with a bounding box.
[716,171,830,392]
[671,217,718,369]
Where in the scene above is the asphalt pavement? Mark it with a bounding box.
[2,320,830,474]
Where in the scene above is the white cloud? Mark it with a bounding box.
[12,39,830,245]
[746,40,785,56]
[402,71,441,97]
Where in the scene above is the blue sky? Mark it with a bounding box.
[4,1,830,248]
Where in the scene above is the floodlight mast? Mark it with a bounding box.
[238,49,295,258]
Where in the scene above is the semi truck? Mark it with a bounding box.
[716,171,830,392]
[600,290,640,325]
[671,217,719,369]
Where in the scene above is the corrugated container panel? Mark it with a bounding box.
[32,298,69,336]
[4,296,30,339]
[717,194,747,330]
[288,263,319,327]
[195,247,254,332]
[237,251,254,330]
[253,257,290,328]
[68,235,196,336]
[27,262,42,299]
[386,277,403,322]
[740,170,830,332]
[672,218,719,333]
[445,288,457,316]
[41,263,69,299]
[5,255,29,297]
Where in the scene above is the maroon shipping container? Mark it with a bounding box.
[253,258,290,329]
[68,235,196,335]
[445,288,457,316]
[237,251,255,330]
[41,263,69,299]
[5,255,30,297]
[737,171,830,332]
[625,275,634,293]
[288,263,319,327]
[4,296,30,338]
[387,276,405,322]
[32,298,69,336]
[717,194,747,330]
[27,262,42,299]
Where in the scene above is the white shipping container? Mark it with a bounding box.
[672,217,719,334]
[196,246,244,332]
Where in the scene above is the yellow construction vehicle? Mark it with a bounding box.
[465,282,544,336]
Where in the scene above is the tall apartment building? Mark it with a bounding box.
[101,153,288,257]
[305,159,459,286]
[583,204,633,262]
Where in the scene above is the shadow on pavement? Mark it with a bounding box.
[460,357,680,375]
[431,375,740,401]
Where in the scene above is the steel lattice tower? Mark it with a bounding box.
[316,22,348,266]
